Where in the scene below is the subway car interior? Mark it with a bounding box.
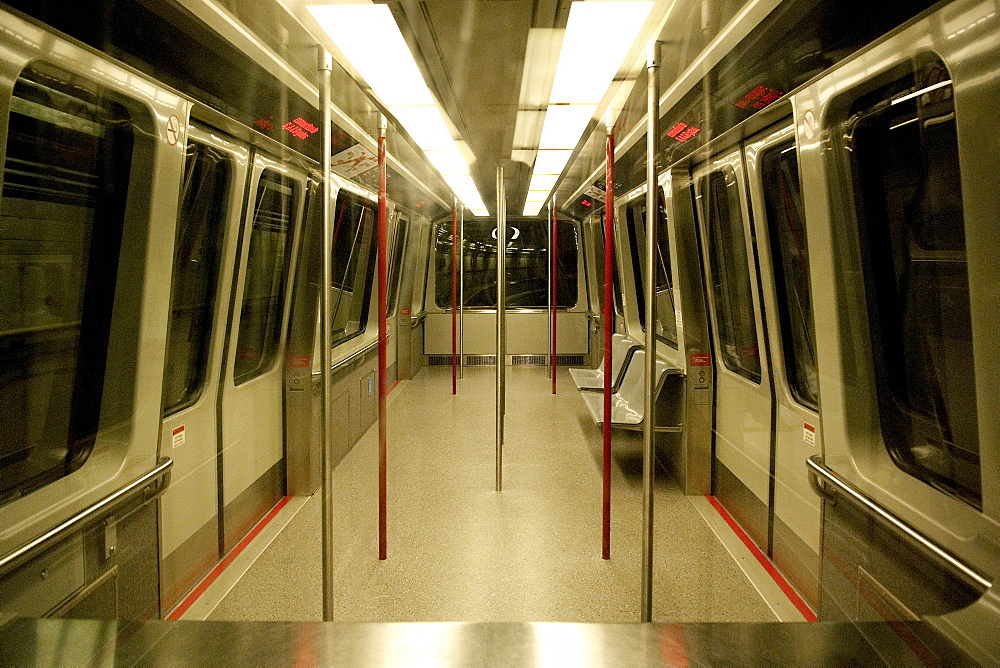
[0,0,998,664]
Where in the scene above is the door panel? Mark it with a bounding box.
[694,149,773,551]
[745,124,822,607]
[220,156,305,551]
[159,126,248,611]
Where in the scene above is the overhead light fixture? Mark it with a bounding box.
[523,1,653,215]
[308,3,489,216]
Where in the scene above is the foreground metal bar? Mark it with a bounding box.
[641,41,661,623]
[4,618,979,666]
[551,202,558,394]
[496,165,506,492]
[602,124,615,560]
[451,200,458,395]
[378,114,388,561]
[318,47,336,618]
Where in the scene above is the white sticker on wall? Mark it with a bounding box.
[803,422,815,446]
[172,425,186,448]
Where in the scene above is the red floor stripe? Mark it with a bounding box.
[166,496,292,620]
[706,495,817,622]
[389,379,401,393]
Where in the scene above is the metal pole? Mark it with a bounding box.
[459,206,465,379]
[378,114,388,561]
[547,201,553,386]
[641,41,661,622]
[551,201,558,394]
[318,47,336,620]
[496,166,506,492]
[451,200,458,395]
[602,123,614,561]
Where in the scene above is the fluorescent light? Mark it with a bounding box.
[308,6,434,107]
[390,106,455,150]
[527,174,559,193]
[424,150,469,177]
[537,104,597,149]
[532,150,573,175]
[548,2,654,105]
[308,4,489,214]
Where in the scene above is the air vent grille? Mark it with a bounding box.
[511,355,547,366]
[465,355,497,366]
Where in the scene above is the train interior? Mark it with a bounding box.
[0,0,997,664]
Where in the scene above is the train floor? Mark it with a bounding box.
[182,365,803,623]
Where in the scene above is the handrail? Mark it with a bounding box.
[806,456,991,592]
[0,458,173,576]
[331,340,379,372]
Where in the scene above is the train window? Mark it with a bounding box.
[387,215,409,315]
[233,171,298,385]
[624,191,678,348]
[0,65,141,503]
[330,192,376,346]
[699,166,762,383]
[760,141,817,408]
[845,56,980,507]
[162,142,231,414]
[434,219,578,309]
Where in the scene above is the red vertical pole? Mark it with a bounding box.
[378,119,388,561]
[602,128,615,560]
[451,202,458,394]
[551,203,558,394]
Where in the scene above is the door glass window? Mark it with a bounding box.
[163,142,231,413]
[760,141,817,408]
[846,55,980,507]
[387,215,408,315]
[330,192,376,346]
[699,167,761,383]
[625,190,678,347]
[434,219,578,309]
[233,170,298,385]
[0,64,140,504]
[593,214,623,317]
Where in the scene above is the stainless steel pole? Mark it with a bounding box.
[496,166,506,492]
[318,47,335,622]
[459,205,465,379]
[641,40,661,623]
[547,200,553,375]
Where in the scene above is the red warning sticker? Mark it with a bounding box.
[689,353,711,366]
[803,422,816,445]
[171,425,185,448]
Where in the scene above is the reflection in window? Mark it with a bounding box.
[847,56,980,507]
[387,215,408,315]
[330,192,376,345]
[163,142,230,414]
[700,167,761,383]
[761,142,817,408]
[625,190,678,347]
[0,65,138,504]
[234,171,297,385]
[434,219,578,309]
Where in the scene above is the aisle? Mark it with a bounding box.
[207,366,777,623]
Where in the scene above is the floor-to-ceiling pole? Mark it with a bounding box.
[451,200,458,395]
[318,47,335,620]
[496,166,506,492]
[547,201,553,389]
[603,123,615,561]
[378,114,388,561]
[551,202,558,394]
[641,41,661,622]
[459,206,465,380]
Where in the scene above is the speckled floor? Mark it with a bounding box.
[208,365,777,623]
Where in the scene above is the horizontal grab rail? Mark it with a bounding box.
[806,456,990,592]
[0,458,172,576]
